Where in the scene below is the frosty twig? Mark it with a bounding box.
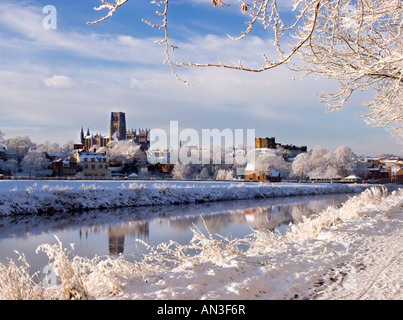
[88,0,403,139]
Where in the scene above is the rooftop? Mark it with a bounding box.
[76,151,108,163]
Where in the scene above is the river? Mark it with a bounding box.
[0,193,353,277]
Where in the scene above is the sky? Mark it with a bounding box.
[0,0,401,157]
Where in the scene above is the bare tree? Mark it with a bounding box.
[88,0,403,139]
[6,136,36,161]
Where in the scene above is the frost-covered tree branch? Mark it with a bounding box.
[87,0,129,24]
[88,0,403,139]
[289,0,403,140]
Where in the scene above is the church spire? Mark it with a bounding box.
[80,127,84,144]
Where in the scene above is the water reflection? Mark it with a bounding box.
[106,222,149,255]
[0,193,352,259]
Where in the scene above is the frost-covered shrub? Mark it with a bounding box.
[0,252,45,300]
[0,187,400,300]
[36,237,90,300]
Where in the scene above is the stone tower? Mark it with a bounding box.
[109,112,127,141]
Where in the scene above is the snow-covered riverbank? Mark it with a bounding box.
[0,180,384,216]
[0,186,401,300]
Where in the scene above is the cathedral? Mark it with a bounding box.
[80,112,150,150]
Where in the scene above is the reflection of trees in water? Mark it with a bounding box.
[0,193,351,239]
[0,193,352,257]
[245,206,293,232]
[85,195,340,255]
[243,195,349,232]
[168,214,237,234]
[84,194,350,253]
[152,194,350,235]
[167,201,311,234]
[167,216,199,233]
[101,195,346,254]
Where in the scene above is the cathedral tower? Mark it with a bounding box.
[109,112,127,141]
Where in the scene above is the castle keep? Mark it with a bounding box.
[255,137,307,153]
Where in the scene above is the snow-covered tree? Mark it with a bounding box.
[0,159,19,176]
[334,145,356,178]
[21,151,52,177]
[354,161,370,180]
[37,141,61,154]
[89,145,101,153]
[199,166,210,180]
[172,163,191,180]
[310,146,329,174]
[98,140,146,173]
[292,152,311,181]
[5,159,18,176]
[225,169,234,180]
[60,141,75,159]
[254,152,290,179]
[276,145,292,159]
[254,153,273,178]
[215,169,227,181]
[215,169,234,180]
[88,0,403,138]
[296,145,363,181]
[35,140,75,160]
[325,166,340,183]
[323,152,340,181]
[107,140,142,162]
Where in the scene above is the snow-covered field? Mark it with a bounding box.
[0,179,380,216]
[0,182,401,300]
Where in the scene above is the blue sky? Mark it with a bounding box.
[0,0,400,156]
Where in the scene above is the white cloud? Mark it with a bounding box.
[0,2,162,65]
[44,75,73,88]
[0,1,400,156]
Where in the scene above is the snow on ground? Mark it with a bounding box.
[0,179,381,216]
[102,187,402,300]
[0,180,237,193]
[0,185,401,300]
